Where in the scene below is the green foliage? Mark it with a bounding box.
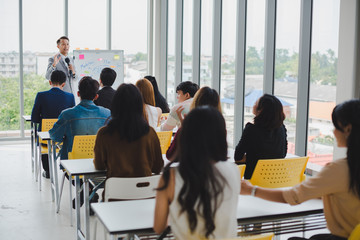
[0,74,48,131]
[132,52,147,62]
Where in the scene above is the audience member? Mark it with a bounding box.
[234,94,287,179]
[144,75,170,113]
[241,99,360,240]
[45,36,76,94]
[49,76,110,160]
[94,67,117,109]
[160,81,199,131]
[166,86,221,160]
[31,70,75,178]
[154,106,240,239]
[135,78,162,129]
[94,83,164,199]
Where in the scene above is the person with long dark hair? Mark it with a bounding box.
[241,99,360,240]
[234,94,287,179]
[154,106,240,239]
[144,75,170,113]
[93,83,164,199]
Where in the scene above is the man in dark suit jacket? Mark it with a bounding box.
[31,70,75,178]
[94,67,117,109]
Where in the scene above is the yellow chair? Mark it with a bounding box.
[349,223,360,240]
[156,131,173,154]
[68,135,97,159]
[223,233,274,240]
[58,135,97,222]
[238,164,246,179]
[249,157,309,188]
[39,118,58,153]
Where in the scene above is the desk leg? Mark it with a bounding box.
[47,139,55,202]
[30,122,34,173]
[75,176,83,240]
[35,133,39,182]
[52,142,60,213]
[84,177,90,240]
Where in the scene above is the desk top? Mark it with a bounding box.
[91,195,323,235]
[22,115,31,121]
[60,159,106,176]
[37,131,50,140]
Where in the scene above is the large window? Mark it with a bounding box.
[182,0,193,82]
[274,0,301,156]
[167,0,176,107]
[307,0,340,166]
[112,0,148,84]
[0,0,19,137]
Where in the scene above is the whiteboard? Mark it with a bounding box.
[73,50,124,91]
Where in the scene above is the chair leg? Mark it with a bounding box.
[69,174,73,227]
[38,152,42,191]
[58,172,66,212]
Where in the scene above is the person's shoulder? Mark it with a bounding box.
[244,122,255,129]
[96,105,111,115]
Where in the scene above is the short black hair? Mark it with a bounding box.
[50,70,66,85]
[100,68,117,86]
[78,76,100,100]
[57,36,69,45]
[176,81,199,98]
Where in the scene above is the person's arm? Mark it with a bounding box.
[45,54,60,80]
[48,112,67,143]
[150,130,164,174]
[161,106,179,131]
[154,171,174,234]
[240,180,286,203]
[93,127,107,170]
[69,57,77,80]
[31,93,41,123]
[234,124,250,161]
[156,107,162,127]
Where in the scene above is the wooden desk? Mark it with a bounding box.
[91,196,325,239]
[60,159,106,240]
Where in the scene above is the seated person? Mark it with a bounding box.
[144,75,170,113]
[135,78,162,129]
[49,76,110,160]
[166,86,222,160]
[94,67,117,109]
[154,106,240,239]
[241,99,360,240]
[234,94,287,179]
[93,83,164,199]
[160,81,199,131]
[31,70,75,178]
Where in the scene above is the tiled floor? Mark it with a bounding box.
[0,140,329,240]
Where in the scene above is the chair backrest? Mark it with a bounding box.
[104,175,161,202]
[156,131,172,154]
[238,165,246,179]
[349,223,360,240]
[249,157,309,188]
[40,119,58,145]
[159,113,169,125]
[68,135,97,159]
[223,233,274,240]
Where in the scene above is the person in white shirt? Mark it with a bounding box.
[160,81,199,131]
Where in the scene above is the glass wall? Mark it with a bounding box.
[112,0,148,84]
[274,0,301,155]
[244,0,266,128]
[167,0,176,108]
[0,0,20,137]
[220,0,237,147]
[23,0,64,136]
[199,0,213,87]
[307,0,340,166]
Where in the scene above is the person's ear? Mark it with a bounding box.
[344,124,352,137]
[77,91,80,97]
[93,94,99,101]
[60,82,66,88]
[49,81,52,86]
[184,92,190,99]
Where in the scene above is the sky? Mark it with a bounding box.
[0,0,339,56]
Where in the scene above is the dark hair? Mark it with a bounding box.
[176,81,199,98]
[57,36,69,45]
[50,70,66,85]
[332,99,360,198]
[78,76,100,100]
[144,75,170,113]
[106,83,149,141]
[253,94,285,129]
[158,106,228,238]
[100,68,117,86]
[190,86,222,112]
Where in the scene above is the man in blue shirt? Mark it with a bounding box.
[31,70,75,178]
[49,76,110,160]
